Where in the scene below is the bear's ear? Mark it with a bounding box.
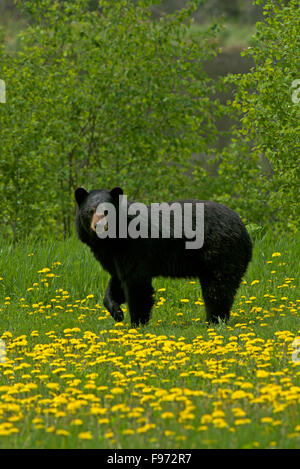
[110,187,123,201]
[75,187,89,206]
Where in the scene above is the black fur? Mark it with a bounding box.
[75,187,252,326]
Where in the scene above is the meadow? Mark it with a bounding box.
[0,232,299,449]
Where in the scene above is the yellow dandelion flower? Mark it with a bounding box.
[56,429,70,436]
[136,424,155,433]
[122,429,135,435]
[46,426,55,433]
[212,410,225,418]
[46,382,60,391]
[0,428,18,436]
[71,419,83,426]
[78,431,92,440]
[256,370,269,378]
[234,419,251,425]
[232,408,246,418]
[110,387,124,395]
[213,418,228,428]
[261,417,273,424]
[161,412,174,419]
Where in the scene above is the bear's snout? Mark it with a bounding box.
[91,212,108,233]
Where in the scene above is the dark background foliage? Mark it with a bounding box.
[0,0,298,241]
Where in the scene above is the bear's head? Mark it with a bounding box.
[75,187,123,240]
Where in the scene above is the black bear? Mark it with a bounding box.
[75,187,252,326]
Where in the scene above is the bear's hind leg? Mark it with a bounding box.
[103,277,125,322]
[199,273,239,323]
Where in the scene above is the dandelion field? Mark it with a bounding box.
[0,233,299,449]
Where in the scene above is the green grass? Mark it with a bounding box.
[0,231,299,448]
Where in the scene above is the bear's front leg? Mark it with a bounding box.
[124,280,155,326]
[103,277,125,322]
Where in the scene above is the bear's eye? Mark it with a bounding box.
[103,210,108,217]
[87,208,95,216]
